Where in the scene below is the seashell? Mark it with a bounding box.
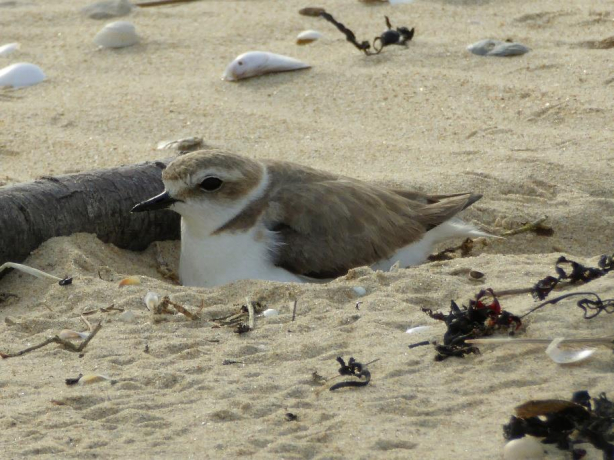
[296,30,322,45]
[118,275,140,286]
[78,374,115,386]
[298,7,325,17]
[262,308,279,318]
[503,437,545,460]
[222,51,310,81]
[82,0,133,20]
[156,136,204,152]
[352,286,367,296]
[144,291,160,310]
[94,21,139,49]
[405,326,431,334]
[59,329,90,340]
[467,39,530,57]
[0,63,45,88]
[546,337,595,364]
[0,42,20,57]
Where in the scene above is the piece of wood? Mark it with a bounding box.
[0,159,180,278]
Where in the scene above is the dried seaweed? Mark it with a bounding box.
[532,254,613,300]
[318,12,414,55]
[503,391,614,459]
[421,289,521,361]
[520,292,614,320]
[329,357,371,391]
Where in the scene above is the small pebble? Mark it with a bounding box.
[144,291,160,310]
[353,286,367,297]
[82,0,132,20]
[503,437,545,460]
[469,270,484,280]
[467,39,530,57]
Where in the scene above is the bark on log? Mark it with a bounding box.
[0,159,180,276]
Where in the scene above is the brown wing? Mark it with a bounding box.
[260,162,479,278]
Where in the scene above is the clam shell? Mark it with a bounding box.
[546,337,596,364]
[0,63,45,88]
[503,437,545,460]
[296,30,322,45]
[94,21,139,49]
[0,42,20,57]
[467,39,530,57]
[222,51,310,81]
[118,275,141,286]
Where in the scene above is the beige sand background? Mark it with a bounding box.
[1,0,613,458]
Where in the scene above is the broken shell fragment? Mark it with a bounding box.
[503,437,545,460]
[59,329,90,340]
[0,42,20,57]
[94,21,139,48]
[81,0,133,20]
[78,374,115,386]
[467,39,530,57]
[0,63,45,88]
[353,286,367,297]
[222,51,310,81]
[546,337,595,364]
[118,276,140,287]
[262,308,279,318]
[296,30,322,45]
[298,7,325,17]
[118,310,136,322]
[405,326,431,334]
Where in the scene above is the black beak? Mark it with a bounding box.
[131,191,179,213]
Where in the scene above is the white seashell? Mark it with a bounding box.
[94,21,139,49]
[118,275,140,286]
[82,0,133,20]
[405,326,431,334]
[144,291,160,311]
[78,374,114,386]
[59,329,90,340]
[353,286,367,296]
[503,437,545,460]
[0,42,20,57]
[118,310,136,322]
[262,309,279,318]
[467,39,530,57]
[222,51,310,81]
[546,337,595,364]
[296,30,322,45]
[0,63,45,88]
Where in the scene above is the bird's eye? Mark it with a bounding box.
[238,61,243,66]
[199,177,223,192]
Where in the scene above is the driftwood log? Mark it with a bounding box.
[0,159,180,277]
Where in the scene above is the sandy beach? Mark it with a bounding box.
[1,0,613,458]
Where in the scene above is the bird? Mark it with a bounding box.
[131,149,490,287]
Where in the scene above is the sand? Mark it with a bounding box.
[1,0,613,458]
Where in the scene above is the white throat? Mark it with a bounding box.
[176,167,302,287]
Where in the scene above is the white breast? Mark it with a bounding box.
[179,221,302,288]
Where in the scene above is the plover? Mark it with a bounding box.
[132,149,489,287]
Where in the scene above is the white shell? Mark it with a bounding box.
[82,0,133,20]
[0,63,45,88]
[405,326,431,334]
[296,30,322,45]
[262,309,279,318]
[222,51,310,81]
[0,42,20,57]
[467,39,530,57]
[546,337,596,364]
[94,21,139,49]
[503,437,545,460]
[353,286,367,297]
[144,291,160,310]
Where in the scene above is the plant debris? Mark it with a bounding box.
[318,12,414,55]
[299,6,326,17]
[521,291,614,320]
[532,254,613,300]
[153,296,200,320]
[501,215,554,237]
[329,357,371,391]
[427,238,475,261]
[503,391,614,459]
[1,321,103,359]
[421,289,521,361]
